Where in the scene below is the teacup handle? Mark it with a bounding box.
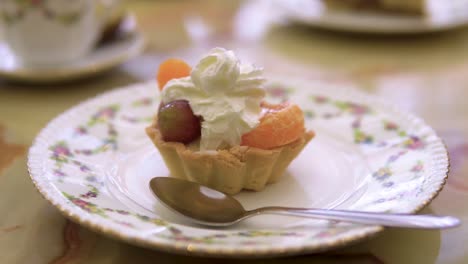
[96,0,121,31]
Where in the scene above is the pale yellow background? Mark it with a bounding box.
[1,1,467,263]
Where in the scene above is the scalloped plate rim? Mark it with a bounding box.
[27,77,449,257]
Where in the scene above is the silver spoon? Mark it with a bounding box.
[149,177,460,229]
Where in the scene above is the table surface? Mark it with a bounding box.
[1,1,468,263]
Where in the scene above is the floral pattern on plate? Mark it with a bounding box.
[28,78,448,257]
[1,0,85,25]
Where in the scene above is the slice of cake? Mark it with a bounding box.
[324,0,426,14]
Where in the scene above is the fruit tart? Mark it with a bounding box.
[146,48,315,194]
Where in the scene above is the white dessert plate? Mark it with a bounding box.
[277,0,468,34]
[0,15,144,84]
[28,78,448,258]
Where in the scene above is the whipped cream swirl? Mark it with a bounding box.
[161,48,266,150]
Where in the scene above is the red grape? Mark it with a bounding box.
[157,100,201,144]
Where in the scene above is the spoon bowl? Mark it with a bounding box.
[150,177,461,229]
[150,177,246,225]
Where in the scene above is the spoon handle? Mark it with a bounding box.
[251,207,460,229]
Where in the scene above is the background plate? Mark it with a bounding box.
[278,0,468,34]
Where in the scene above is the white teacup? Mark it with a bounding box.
[0,0,117,66]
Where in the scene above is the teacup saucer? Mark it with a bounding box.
[0,15,144,84]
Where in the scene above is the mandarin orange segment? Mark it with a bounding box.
[157,58,191,90]
[241,102,305,149]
